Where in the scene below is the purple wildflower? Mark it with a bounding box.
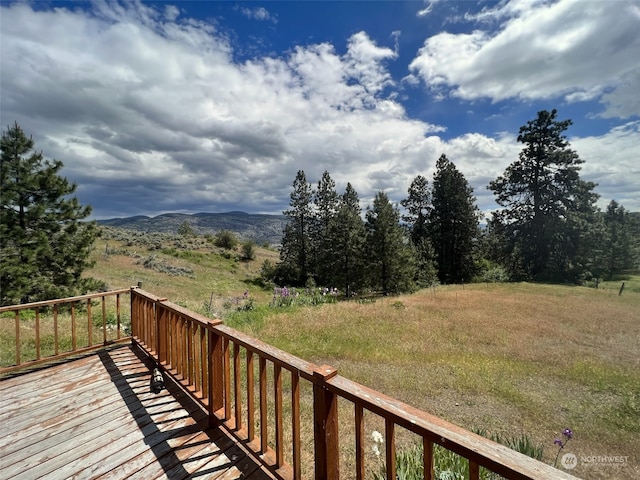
[553,427,573,468]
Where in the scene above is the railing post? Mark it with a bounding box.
[313,365,339,480]
[156,303,168,364]
[130,287,137,339]
[208,327,225,428]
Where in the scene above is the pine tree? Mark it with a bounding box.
[603,200,639,278]
[365,191,415,295]
[550,179,605,282]
[311,171,339,286]
[326,183,366,296]
[429,154,479,284]
[401,175,437,286]
[488,109,599,281]
[1,122,98,305]
[278,170,314,286]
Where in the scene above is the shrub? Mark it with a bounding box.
[474,259,509,283]
[240,241,256,261]
[214,230,238,249]
[136,255,195,278]
[177,221,196,237]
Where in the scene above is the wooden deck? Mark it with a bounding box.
[0,344,277,480]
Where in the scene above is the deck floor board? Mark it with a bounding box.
[0,345,278,480]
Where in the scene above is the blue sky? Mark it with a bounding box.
[1,0,639,219]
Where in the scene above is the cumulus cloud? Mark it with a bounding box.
[0,2,433,218]
[0,1,637,221]
[409,0,640,118]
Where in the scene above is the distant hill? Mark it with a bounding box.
[98,211,288,245]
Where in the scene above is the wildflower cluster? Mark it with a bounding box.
[269,286,340,307]
[271,286,297,307]
[553,428,573,467]
[371,430,384,458]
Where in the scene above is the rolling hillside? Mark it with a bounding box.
[98,211,288,245]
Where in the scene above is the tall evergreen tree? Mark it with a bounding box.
[550,179,605,282]
[365,191,415,295]
[311,171,339,286]
[401,175,430,244]
[488,109,599,281]
[326,183,366,296]
[429,154,480,284]
[279,170,314,286]
[401,175,437,286]
[1,122,98,305]
[603,200,639,278]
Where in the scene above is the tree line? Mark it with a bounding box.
[271,110,639,293]
[1,110,639,304]
[270,157,479,295]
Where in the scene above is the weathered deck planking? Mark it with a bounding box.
[0,344,277,480]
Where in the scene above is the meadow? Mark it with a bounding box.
[2,229,638,479]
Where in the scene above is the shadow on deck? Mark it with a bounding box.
[0,344,275,480]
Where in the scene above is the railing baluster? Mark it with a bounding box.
[209,330,225,426]
[87,299,92,347]
[71,302,76,351]
[200,326,208,399]
[186,320,193,385]
[116,294,121,339]
[53,304,59,355]
[469,460,480,480]
[355,403,364,480]
[234,342,242,430]
[157,305,167,365]
[385,419,395,480]
[35,308,40,360]
[246,350,255,443]
[14,311,20,366]
[174,314,184,376]
[259,356,268,454]
[194,324,201,396]
[423,438,434,480]
[223,338,231,421]
[169,311,177,370]
[102,296,107,344]
[291,370,301,479]
[274,363,283,468]
[176,315,184,379]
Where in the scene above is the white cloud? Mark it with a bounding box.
[239,6,276,23]
[572,121,640,209]
[409,0,640,118]
[0,3,433,218]
[1,1,637,222]
[417,0,442,18]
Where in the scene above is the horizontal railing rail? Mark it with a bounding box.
[129,288,580,480]
[0,288,132,375]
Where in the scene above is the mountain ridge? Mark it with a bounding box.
[97,211,288,245]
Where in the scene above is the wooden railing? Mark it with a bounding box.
[0,288,132,374]
[131,288,579,480]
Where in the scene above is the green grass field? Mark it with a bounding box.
[3,231,638,479]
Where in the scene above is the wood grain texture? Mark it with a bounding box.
[0,345,277,480]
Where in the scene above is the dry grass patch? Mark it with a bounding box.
[248,283,639,479]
